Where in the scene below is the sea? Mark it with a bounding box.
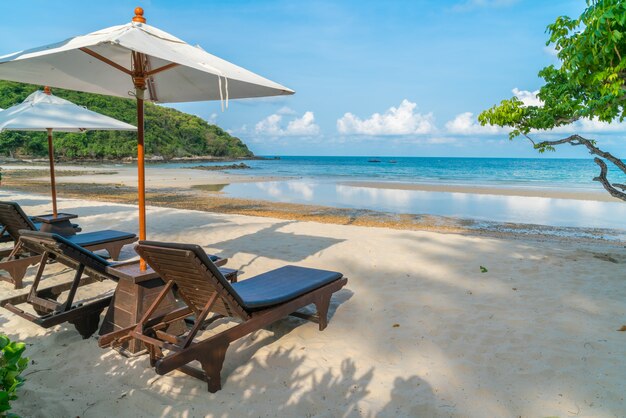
[159,156,626,234]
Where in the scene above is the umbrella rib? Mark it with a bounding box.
[79,47,132,76]
[146,62,179,76]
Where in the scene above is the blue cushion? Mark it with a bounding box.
[232,265,342,310]
[67,230,136,247]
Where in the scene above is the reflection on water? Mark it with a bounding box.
[221,180,626,230]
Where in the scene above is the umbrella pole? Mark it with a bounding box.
[47,128,58,218]
[137,96,147,270]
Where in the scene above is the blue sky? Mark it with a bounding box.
[1,0,624,158]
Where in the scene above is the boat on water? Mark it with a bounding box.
[388,160,397,163]
[368,158,382,163]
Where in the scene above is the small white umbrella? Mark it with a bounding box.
[0,87,137,217]
[0,7,294,265]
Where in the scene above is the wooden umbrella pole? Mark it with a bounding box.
[132,10,148,271]
[133,47,148,271]
[137,94,146,270]
[47,128,58,218]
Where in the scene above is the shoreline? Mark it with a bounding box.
[339,180,619,202]
[0,163,618,202]
[1,175,624,245]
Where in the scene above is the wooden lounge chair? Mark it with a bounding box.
[1,218,81,243]
[0,201,136,288]
[99,240,348,393]
[0,202,82,243]
[0,231,232,340]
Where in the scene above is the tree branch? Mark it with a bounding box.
[536,134,626,175]
[592,157,626,200]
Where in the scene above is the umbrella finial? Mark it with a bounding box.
[44,86,51,95]
[132,7,146,23]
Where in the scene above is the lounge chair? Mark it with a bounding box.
[1,218,81,243]
[0,201,136,288]
[98,240,348,393]
[0,231,231,339]
[0,202,82,243]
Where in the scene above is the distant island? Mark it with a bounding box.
[0,81,254,160]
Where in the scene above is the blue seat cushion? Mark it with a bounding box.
[18,230,113,272]
[67,230,136,247]
[232,265,343,310]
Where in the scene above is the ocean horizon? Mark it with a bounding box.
[163,156,625,192]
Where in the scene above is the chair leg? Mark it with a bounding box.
[199,342,229,393]
[106,243,123,261]
[147,345,164,367]
[70,306,105,339]
[314,294,331,331]
[0,255,42,289]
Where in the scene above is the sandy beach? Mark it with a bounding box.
[1,190,625,417]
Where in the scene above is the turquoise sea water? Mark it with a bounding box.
[160,156,626,232]
[165,156,626,191]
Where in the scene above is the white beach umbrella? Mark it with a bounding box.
[0,87,137,217]
[0,7,294,265]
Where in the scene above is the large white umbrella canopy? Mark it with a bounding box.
[0,88,137,216]
[0,7,294,265]
[0,9,294,103]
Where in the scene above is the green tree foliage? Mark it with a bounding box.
[0,334,28,417]
[479,0,626,201]
[0,81,253,160]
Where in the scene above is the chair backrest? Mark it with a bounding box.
[136,241,250,319]
[19,230,113,280]
[0,202,37,242]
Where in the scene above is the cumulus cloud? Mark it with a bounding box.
[543,45,559,57]
[337,100,436,136]
[512,88,542,106]
[255,111,320,136]
[445,112,507,135]
[511,88,626,133]
[276,106,297,115]
[550,117,626,134]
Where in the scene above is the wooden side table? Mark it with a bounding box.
[33,213,78,236]
[99,260,237,355]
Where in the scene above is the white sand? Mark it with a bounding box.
[3,163,286,188]
[1,190,625,418]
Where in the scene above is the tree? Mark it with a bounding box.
[479,0,626,201]
[0,80,254,160]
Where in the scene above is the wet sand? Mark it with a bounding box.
[3,163,617,202]
[1,168,624,244]
[340,180,619,202]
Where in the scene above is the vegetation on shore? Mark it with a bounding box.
[0,81,253,160]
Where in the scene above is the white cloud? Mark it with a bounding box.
[543,45,558,57]
[512,88,542,107]
[276,106,297,115]
[549,117,626,134]
[337,100,436,135]
[452,0,518,12]
[445,112,507,135]
[255,111,320,136]
[511,88,626,133]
